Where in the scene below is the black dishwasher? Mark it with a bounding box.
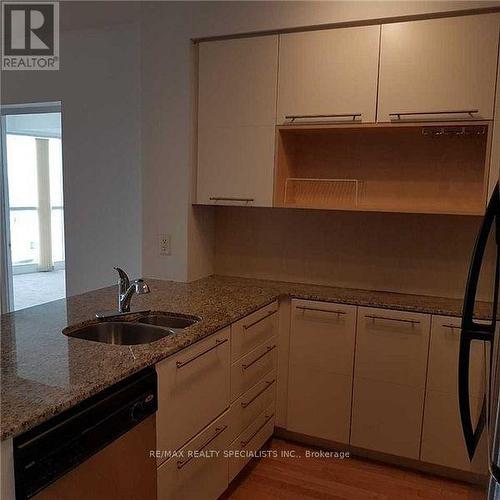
[13,367,157,500]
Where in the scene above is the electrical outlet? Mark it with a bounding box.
[159,234,171,256]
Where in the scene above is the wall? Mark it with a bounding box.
[214,208,496,300]
[1,5,142,296]
[141,0,500,286]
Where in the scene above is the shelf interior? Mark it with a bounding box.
[274,124,490,215]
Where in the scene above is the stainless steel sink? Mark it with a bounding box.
[137,313,200,329]
[63,321,174,345]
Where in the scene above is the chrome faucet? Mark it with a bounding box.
[114,267,150,313]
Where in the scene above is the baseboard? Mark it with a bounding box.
[273,427,488,486]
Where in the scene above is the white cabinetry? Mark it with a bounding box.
[378,14,500,122]
[277,26,380,124]
[286,300,356,443]
[197,36,278,206]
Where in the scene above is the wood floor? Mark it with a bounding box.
[223,439,486,500]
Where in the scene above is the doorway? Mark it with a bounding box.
[1,102,65,312]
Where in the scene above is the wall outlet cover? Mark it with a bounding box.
[159,234,171,256]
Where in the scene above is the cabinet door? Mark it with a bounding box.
[277,26,380,124]
[156,328,230,462]
[351,307,431,458]
[421,315,488,471]
[197,36,278,207]
[378,14,500,122]
[286,300,356,443]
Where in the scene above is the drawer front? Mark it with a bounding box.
[427,315,486,397]
[231,302,278,362]
[228,370,277,443]
[228,404,275,482]
[157,411,230,500]
[156,328,230,459]
[231,337,278,401]
[355,307,431,388]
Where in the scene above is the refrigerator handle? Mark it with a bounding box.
[459,184,498,461]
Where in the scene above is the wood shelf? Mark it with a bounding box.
[274,122,491,215]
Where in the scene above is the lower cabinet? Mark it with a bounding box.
[156,304,278,499]
[350,307,431,459]
[287,299,356,443]
[228,404,275,482]
[420,315,488,472]
[156,328,231,461]
[157,411,230,500]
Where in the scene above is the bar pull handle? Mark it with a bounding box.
[296,305,347,316]
[176,338,228,368]
[365,314,420,325]
[240,414,274,447]
[442,324,460,331]
[241,380,276,409]
[177,425,227,469]
[242,345,276,370]
[285,113,361,123]
[209,197,254,203]
[389,109,478,120]
[243,310,277,330]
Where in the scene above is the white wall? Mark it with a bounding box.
[1,16,142,296]
[141,0,500,283]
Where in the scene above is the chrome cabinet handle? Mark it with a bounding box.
[443,324,460,331]
[240,414,274,447]
[285,113,361,122]
[176,338,228,368]
[389,109,478,120]
[243,310,277,330]
[242,345,276,370]
[365,314,420,325]
[296,305,346,316]
[241,380,275,409]
[177,425,227,469]
[209,197,254,202]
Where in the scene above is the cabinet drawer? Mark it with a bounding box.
[427,315,486,397]
[228,371,277,443]
[231,337,277,401]
[355,307,431,387]
[231,302,278,362]
[157,411,230,500]
[228,405,275,482]
[156,328,230,460]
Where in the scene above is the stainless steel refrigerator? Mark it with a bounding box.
[459,182,500,498]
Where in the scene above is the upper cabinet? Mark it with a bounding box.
[277,26,380,124]
[378,15,500,122]
[196,36,278,207]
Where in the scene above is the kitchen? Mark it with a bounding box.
[1,1,500,499]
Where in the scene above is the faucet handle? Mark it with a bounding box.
[114,267,130,288]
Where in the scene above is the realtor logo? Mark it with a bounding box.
[2,2,59,70]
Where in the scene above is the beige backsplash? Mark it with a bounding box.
[214,207,496,301]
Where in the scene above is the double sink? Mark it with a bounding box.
[63,312,200,346]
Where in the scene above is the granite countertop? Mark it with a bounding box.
[0,274,493,441]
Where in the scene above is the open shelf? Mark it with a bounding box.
[274,123,491,215]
